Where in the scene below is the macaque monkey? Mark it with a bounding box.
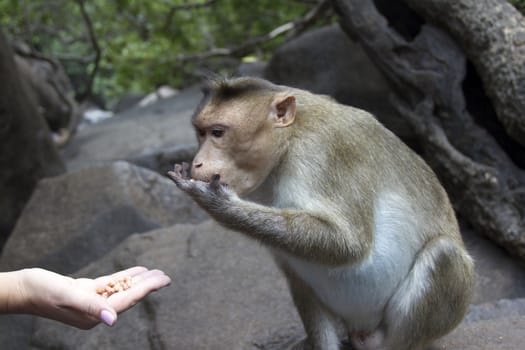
[167,77,474,350]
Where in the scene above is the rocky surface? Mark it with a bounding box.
[3,220,525,350]
[25,222,302,350]
[264,24,412,140]
[0,161,208,275]
[1,24,524,350]
[61,84,201,171]
[461,224,525,303]
[432,315,525,350]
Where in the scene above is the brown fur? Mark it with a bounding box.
[168,77,474,350]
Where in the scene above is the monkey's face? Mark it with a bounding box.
[190,94,296,196]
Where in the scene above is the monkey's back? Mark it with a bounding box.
[273,94,465,329]
[285,92,461,244]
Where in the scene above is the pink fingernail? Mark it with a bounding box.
[100,309,116,326]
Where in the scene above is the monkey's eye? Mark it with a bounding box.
[211,129,225,138]
[197,128,206,137]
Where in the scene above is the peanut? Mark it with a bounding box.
[97,276,132,298]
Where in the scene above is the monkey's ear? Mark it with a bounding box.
[271,95,296,127]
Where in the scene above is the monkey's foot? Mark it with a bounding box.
[349,330,384,350]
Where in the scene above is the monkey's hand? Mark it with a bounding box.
[167,163,354,265]
[167,162,236,211]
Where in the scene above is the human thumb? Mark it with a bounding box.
[99,308,117,327]
[78,291,117,327]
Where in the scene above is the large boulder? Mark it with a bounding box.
[0,161,207,274]
[0,31,65,249]
[4,219,525,350]
[264,24,411,139]
[461,223,525,304]
[432,299,525,350]
[14,48,77,134]
[126,143,198,176]
[437,316,525,350]
[4,221,302,350]
[464,298,525,324]
[61,85,202,171]
[1,42,524,348]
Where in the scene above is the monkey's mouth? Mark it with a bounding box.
[174,163,230,189]
[209,173,228,187]
[193,173,228,188]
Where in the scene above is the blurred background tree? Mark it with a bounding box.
[1,0,522,103]
[0,0,331,103]
[510,0,525,11]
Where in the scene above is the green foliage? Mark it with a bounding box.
[0,0,522,100]
[0,0,319,99]
[510,0,525,12]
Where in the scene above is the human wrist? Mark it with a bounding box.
[0,269,29,314]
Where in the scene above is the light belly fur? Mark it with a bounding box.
[276,192,423,330]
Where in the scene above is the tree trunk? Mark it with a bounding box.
[403,0,525,147]
[331,0,525,261]
[0,30,65,249]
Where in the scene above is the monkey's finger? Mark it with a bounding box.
[167,172,198,193]
[210,174,221,191]
[167,171,187,188]
[167,170,180,180]
[181,162,190,179]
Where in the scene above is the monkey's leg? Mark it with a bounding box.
[280,263,341,350]
[381,236,474,350]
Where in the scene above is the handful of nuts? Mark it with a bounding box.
[96,276,133,298]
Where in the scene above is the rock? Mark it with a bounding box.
[236,61,267,77]
[61,85,202,171]
[126,143,198,175]
[0,315,34,350]
[7,219,525,350]
[111,93,145,114]
[432,299,525,350]
[0,161,207,274]
[433,317,525,350]
[14,47,77,132]
[264,24,411,139]
[82,107,114,125]
[461,223,525,304]
[1,45,524,349]
[0,32,66,249]
[464,298,525,324]
[137,85,179,108]
[14,221,302,350]
[429,297,525,350]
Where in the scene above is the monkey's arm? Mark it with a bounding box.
[167,166,369,265]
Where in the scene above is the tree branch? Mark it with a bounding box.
[403,0,525,147]
[76,0,101,100]
[332,0,525,261]
[163,0,218,32]
[175,0,331,63]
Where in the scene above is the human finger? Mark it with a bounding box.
[106,269,171,312]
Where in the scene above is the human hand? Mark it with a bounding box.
[10,266,171,329]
